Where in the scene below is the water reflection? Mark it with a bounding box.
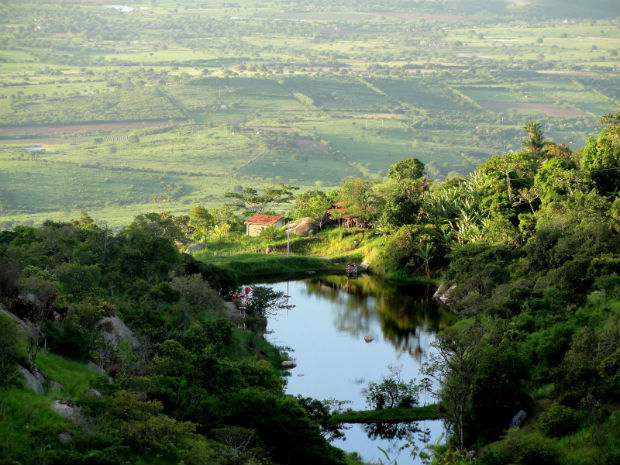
[264,276,450,464]
[301,275,455,359]
[363,421,424,441]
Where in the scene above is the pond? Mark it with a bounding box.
[262,275,454,464]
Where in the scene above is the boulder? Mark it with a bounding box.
[293,218,319,236]
[433,283,456,304]
[87,361,107,376]
[58,432,73,445]
[17,364,45,393]
[1,307,30,333]
[50,400,82,425]
[97,316,139,350]
[49,380,63,393]
[85,388,102,397]
[509,409,527,429]
[185,242,205,254]
[281,360,297,369]
[364,335,375,343]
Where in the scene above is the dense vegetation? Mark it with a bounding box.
[2,110,618,464]
[0,0,618,228]
[1,1,619,463]
[0,213,351,465]
[189,113,620,464]
[421,115,620,464]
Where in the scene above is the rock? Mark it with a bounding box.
[50,400,82,425]
[433,283,456,304]
[23,293,38,304]
[364,335,375,343]
[17,364,45,393]
[509,409,527,429]
[360,261,370,271]
[345,262,358,278]
[185,242,205,254]
[85,388,102,397]
[49,381,63,393]
[87,361,107,376]
[97,316,139,350]
[1,307,30,333]
[293,217,319,236]
[281,360,297,369]
[58,432,73,445]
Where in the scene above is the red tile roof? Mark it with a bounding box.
[245,214,284,225]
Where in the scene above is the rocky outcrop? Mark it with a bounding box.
[185,242,205,254]
[87,361,107,376]
[433,283,457,305]
[97,316,139,350]
[509,409,527,429]
[58,432,73,445]
[292,218,319,237]
[1,307,30,334]
[85,388,102,397]
[17,364,45,393]
[50,400,83,425]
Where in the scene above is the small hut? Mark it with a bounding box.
[245,214,285,237]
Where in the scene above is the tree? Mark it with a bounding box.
[522,121,546,156]
[337,177,384,227]
[514,185,541,215]
[423,324,483,450]
[188,205,217,242]
[293,190,332,229]
[476,151,536,206]
[244,285,289,317]
[210,222,230,242]
[381,223,446,274]
[379,179,424,230]
[417,242,434,279]
[119,213,182,281]
[387,157,425,182]
[224,184,298,215]
[580,112,620,197]
[0,313,21,387]
[534,158,583,203]
[362,365,419,410]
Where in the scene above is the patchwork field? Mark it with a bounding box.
[0,0,618,228]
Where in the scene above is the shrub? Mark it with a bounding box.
[538,403,579,438]
[480,430,559,465]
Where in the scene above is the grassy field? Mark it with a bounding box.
[332,404,442,423]
[0,0,618,228]
[201,252,345,282]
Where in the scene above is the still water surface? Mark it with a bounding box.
[263,275,453,464]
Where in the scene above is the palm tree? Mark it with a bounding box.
[522,121,545,155]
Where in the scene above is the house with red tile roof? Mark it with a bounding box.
[245,214,285,237]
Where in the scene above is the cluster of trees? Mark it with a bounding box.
[234,112,619,463]
[0,212,348,465]
[409,115,619,463]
